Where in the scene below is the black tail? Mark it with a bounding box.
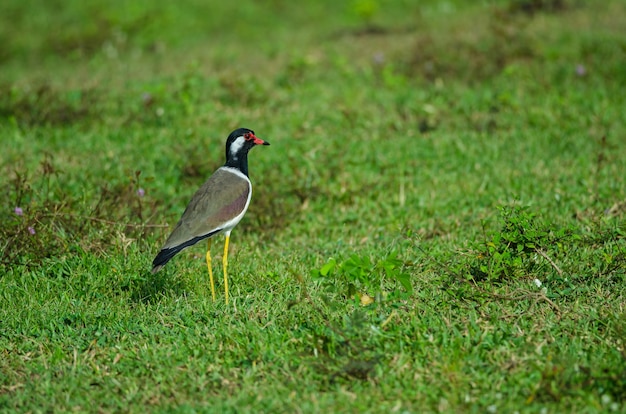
[151,246,184,273]
[151,230,222,273]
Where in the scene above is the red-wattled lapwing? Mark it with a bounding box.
[151,128,269,304]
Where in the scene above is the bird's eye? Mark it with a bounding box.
[244,133,252,140]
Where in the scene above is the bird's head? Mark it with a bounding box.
[226,128,270,162]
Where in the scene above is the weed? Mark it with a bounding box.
[0,158,161,268]
[467,205,567,283]
[312,250,412,303]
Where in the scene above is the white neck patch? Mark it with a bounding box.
[229,136,246,159]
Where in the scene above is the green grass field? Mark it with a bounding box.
[1,0,625,412]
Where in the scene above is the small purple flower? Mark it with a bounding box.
[575,64,586,76]
[14,207,23,216]
[28,226,36,235]
[137,188,145,197]
[372,52,385,65]
[142,92,154,106]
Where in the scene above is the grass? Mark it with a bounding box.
[1,0,625,412]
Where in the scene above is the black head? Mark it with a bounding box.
[224,128,270,176]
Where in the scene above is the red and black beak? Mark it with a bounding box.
[245,131,270,146]
[252,134,270,146]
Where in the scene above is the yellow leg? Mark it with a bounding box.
[223,234,230,305]
[206,239,216,301]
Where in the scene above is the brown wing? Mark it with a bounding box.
[161,168,250,250]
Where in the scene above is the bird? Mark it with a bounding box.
[151,128,270,304]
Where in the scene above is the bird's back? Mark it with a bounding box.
[160,167,251,250]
